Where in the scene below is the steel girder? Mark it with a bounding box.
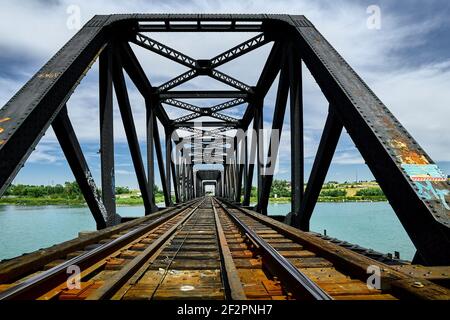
[99,46,118,226]
[0,14,448,265]
[52,105,110,229]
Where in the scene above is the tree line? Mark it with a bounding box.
[4,182,164,199]
[3,180,384,200]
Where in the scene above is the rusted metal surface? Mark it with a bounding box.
[0,197,448,300]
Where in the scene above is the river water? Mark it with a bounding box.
[0,202,415,261]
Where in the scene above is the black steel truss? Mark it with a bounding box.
[0,14,448,265]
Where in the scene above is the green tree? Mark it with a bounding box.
[270,180,290,197]
[355,188,384,197]
[116,186,130,195]
[320,189,346,197]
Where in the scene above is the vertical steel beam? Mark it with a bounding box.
[183,162,187,200]
[153,117,170,207]
[225,164,230,199]
[112,54,153,215]
[146,98,158,213]
[194,173,198,198]
[231,159,237,200]
[190,165,194,199]
[176,150,181,202]
[99,46,117,226]
[243,114,259,206]
[292,107,343,230]
[218,174,222,197]
[180,149,187,201]
[165,131,173,206]
[255,106,264,212]
[235,136,245,203]
[171,154,180,203]
[223,164,227,198]
[52,106,107,230]
[242,135,248,202]
[257,59,290,215]
[228,164,233,200]
[288,44,304,217]
[229,164,233,200]
[187,164,191,200]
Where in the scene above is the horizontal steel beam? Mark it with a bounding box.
[174,121,238,128]
[159,91,249,99]
[138,23,263,32]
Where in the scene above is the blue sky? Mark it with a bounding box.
[0,0,449,189]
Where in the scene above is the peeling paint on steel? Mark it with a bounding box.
[85,170,108,220]
[37,72,61,79]
[389,139,428,164]
[0,118,11,135]
[402,164,447,182]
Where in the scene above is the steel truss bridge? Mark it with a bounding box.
[0,14,449,300]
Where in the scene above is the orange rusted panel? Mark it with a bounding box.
[389,139,428,164]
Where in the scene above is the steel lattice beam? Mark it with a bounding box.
[157,70,198,92]
[210,70,253,93]
[133,33,197,68]
[210,33,268,67]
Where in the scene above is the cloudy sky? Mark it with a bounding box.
[0,0,449,189]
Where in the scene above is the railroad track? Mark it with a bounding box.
[0,197,449,300]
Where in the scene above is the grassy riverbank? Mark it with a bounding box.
[0,195,167,206]
[0,196,386,206]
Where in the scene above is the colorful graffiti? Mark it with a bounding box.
[402,164,447,182]
[415,181,450,210]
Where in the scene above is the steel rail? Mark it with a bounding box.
[0,200,200,300]
[86,199,206,300]
[215,198,333,300]
[212,199,247,300]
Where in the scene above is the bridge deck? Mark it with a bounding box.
[0,198,449,300]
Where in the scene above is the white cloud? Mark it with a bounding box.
[27,142,63,164]
[115,169,134,176]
